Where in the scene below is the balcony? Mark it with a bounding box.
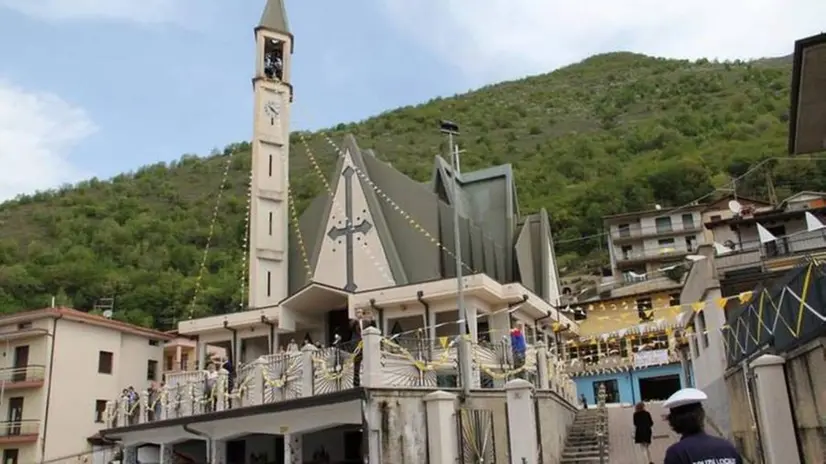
[0,365,46,390]
[615,247,691,269]
[716,230,826,275]
[611,223,701,244]
[103,329,579,429]
[0,420,40,445]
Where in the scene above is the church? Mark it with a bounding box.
[98,1,580,463]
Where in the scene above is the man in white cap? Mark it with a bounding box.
[663,388,743,464]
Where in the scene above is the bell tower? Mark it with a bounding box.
[249,0,293,309]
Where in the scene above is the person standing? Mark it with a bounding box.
[663,388,743,464]
[633,402,654,464]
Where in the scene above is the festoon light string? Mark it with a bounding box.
[188,150,237,319]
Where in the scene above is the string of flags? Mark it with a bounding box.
[560,288,759,344]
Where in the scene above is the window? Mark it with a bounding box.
[618,223,631,238]
[268,154,273,177]
[266,271,272,297]
[710,214,722,222]
[685,235,697,252]
[669,293,681,306]
[655,216,673,233]
[636,298,653,311]
[636,297,653,321]
[16,322,32,330]
[148,339,159,346]
[94,400,108,423]
[698,310,709,348]
[181,353,190,370]
[621,245,633,260]
[165,355,174,372]
[658,238,675,247]
[3,449,19,464]
[268,211,273,235]
[593,379,620,403]
[147,360,158,381]
[681,213,695,230]
[98,351,113,374]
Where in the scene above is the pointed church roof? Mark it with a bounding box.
[287,134,561,304]
[258,0,290,35]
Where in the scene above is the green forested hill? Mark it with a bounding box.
[1,52,824,328]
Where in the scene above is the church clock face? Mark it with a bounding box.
[263,99,280,126]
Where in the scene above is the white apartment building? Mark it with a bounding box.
[604,204,708,283]
[0,307,171,464]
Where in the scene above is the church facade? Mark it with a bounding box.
[97,1,580,463]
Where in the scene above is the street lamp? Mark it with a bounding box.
[439,120,473,394]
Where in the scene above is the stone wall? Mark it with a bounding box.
[784,338,826,462]
[723,338,826,463]
[367,385,577,464]
[535,391,577,463]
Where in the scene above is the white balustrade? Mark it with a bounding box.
[102,330,579,427]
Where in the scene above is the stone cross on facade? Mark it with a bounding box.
[327,165,372,292]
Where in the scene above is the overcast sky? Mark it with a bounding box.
[0,0,823,200]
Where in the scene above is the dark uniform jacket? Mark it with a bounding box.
[664,433,743,464]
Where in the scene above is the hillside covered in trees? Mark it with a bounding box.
[1,52,824,328]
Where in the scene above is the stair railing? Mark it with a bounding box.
[596,383,608,464]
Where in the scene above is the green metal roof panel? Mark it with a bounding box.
[361,147,442,283]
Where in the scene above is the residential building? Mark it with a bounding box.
[603,204,707,283]
[709,191,826,295]
[94,2,581,463]
[0,307,171,464]
[681,190,826,441]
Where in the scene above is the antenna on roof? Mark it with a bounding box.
[94,297,115,316]
[728,200,743,216]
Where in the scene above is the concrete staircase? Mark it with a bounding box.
[561,408,609,464]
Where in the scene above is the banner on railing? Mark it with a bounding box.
[633,349,670,369]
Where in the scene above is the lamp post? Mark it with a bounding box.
[440,120,473,395]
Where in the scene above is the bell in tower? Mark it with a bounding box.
[256,0,293,85]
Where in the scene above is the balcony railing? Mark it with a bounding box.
[0,420,40,438]
[611,223,701,242]
[103,329,579,428]
[616,247,691,266]
[716,230,826,272]
[0,365,46,384]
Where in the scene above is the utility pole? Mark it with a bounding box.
[440,120,473,395]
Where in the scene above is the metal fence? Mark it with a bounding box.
[723,261,826,366]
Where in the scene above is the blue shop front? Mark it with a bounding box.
[574,363,690,406]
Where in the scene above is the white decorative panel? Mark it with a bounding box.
[313,150,394,292]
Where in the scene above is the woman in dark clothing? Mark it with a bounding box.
[633,402,654,464]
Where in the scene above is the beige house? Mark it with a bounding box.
[0,307,171,464]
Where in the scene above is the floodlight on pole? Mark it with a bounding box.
[440,120,473,396]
